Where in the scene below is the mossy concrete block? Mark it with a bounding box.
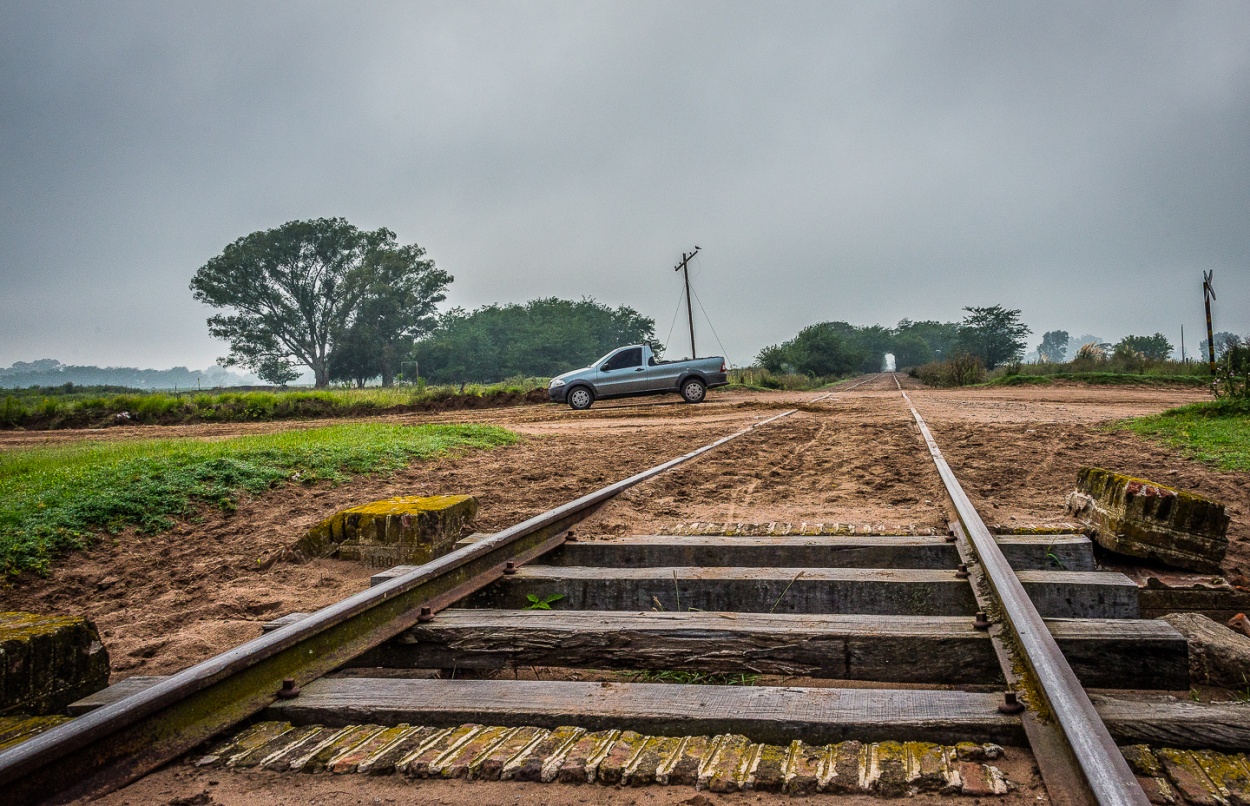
[0,612,110,716]
[297,495,478,568]
[1161,612,1250,689]
[1066,467,1229,573]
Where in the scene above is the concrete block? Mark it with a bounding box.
[1067,467,1229,573]
[296,495,478,568]
[0,611,109,716]
[1161,612,1250,689]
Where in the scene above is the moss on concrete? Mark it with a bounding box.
[0,611,109,716]
[297,495,479,567]
[1068,466,1229,573]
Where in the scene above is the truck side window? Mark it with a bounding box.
[604,347,642,371]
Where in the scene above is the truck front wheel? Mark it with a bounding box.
[680,378,706,403]
[568,386,595,410]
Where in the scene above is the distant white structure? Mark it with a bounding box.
[882,353,896,372]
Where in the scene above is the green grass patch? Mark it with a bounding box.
[985,372,1210,388]
[1118,398,1250,472]
[0,379,549,430]
[0,423,518,576]
[726,368,842,391]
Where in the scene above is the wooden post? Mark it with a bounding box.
[1203,271,1216,374]
[674,247,700,358]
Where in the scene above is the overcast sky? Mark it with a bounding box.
[2,1,1247,370]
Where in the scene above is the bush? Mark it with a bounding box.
[1214,343,1250,400]
[728,368,825,391]
[916,352,987,387]
[0,396,20,426]
[0,380,550,431]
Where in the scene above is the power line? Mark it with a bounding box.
[663,284,686,354]
[690,282,732,368]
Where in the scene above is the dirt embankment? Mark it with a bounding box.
[0,409,751,678]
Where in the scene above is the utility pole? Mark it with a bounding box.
[1203,270,1216,374]
[674,246,700,358]
[1180,324,1185,363]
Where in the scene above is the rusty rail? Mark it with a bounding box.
[900,389,1148,806]
[0,409,797,805]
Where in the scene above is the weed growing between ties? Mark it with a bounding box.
[0,423,517,576]
[618,670,762,686]
[1118,398,1250,472]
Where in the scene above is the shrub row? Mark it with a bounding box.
[0,381,548,430]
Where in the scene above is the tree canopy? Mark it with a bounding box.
[755,319,959,376]
[329,244,451,386]
[1038,330,1070,363]
[1116,333,1173,361]
[190,218,450,387]
[1200,331,1245,361]
[956,305,1031,369]
[411,298,659,383]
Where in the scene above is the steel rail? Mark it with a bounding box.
[900,391,1147,806]
[0,408,797,805]
[948,519,1096,806]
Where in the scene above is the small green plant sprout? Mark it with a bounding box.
[523,592,564,610]
[1237,674,1250,705]
[1044,542,1064,570]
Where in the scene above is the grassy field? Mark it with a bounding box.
[726,368,839,391]
[986,372,1210,388]
[0,380,547,430]
[0,423,517,576]
[1119,398,1250,472]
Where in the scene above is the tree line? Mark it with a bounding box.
[0,360,252,391]
[190,218,1226,388]
[190,219,656,387]
[756,306,1031,376]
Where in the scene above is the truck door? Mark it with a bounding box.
[596,346,644,396]
[642,350,683,392]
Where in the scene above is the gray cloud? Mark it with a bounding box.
[2,1,1247,369]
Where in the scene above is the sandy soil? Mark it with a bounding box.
[6,377,1241,805]
[907,386,1249,581]
[3,380,1240,679]
[0,408,757,677]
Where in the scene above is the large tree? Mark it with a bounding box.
[1116,333,1173,361]
[1037,330,1070,363]
[190,218,449,387]
[890,319,958,367]
[755,322,869,377]
[329,245,451,386]
[956,305,1031,369]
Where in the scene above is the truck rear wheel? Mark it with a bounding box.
[680,378,706,403]
[568,386,594,410]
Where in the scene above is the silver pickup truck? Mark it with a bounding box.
[548,344,729,409]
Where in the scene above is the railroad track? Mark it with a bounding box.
[1,381,1242,804]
